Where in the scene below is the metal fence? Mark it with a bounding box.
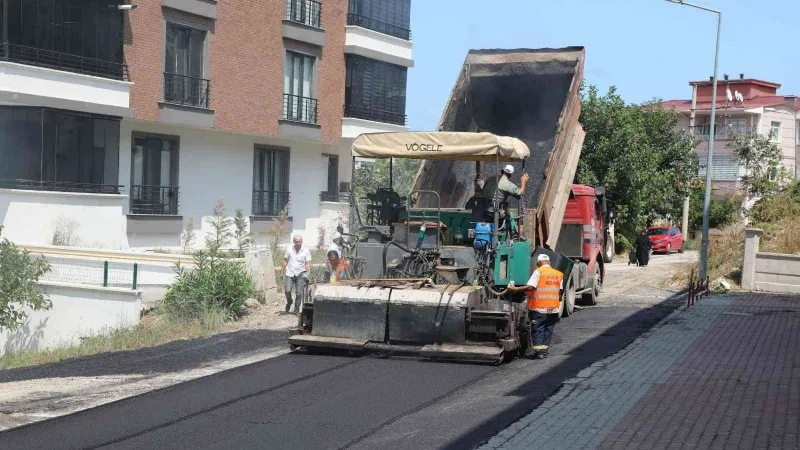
[131,185,180,215]
[0,178,122,194]
[283,94,318,124]
[286,0,322,28]
[346,13,411,40]
[164,72,211,109]
[253,190,290,216]
[343,104,406,126]
[41,256,139,289]
[0,42,129,81]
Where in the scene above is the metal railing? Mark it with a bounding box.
[0,42,129,81]
[42,256,139,289]
[283,94,318,124]
[286,0,322,28]
[0,178,122,194]
[343,104,406,126]
[164,72,211,109]
[253,190,290,216]
[690,125,747,140]
[131,185,180,215]
[320,192,351,203]
[346,13,411,40]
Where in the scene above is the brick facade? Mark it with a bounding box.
[124,0,347,144]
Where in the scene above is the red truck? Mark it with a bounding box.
[555,184,615,316]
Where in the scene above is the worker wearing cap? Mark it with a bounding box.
[507,253,564,359]
[476,164,529,208]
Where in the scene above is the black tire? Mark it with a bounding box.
[561,279,576,317]
[678,241,685,253]
[581,264,601,306]
[518,317,530,357]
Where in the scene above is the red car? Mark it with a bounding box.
[647,226,685,254]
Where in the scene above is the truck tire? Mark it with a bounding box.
[561,279,576,317]
[581,264,601,306]
[679,241,685,253]
[603,235,615,263]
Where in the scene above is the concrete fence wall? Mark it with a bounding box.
[742,228,800,295]
[0,282,142,356]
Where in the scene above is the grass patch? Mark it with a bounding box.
[0,308,227,371]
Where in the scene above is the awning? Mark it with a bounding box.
[351,131,530,162]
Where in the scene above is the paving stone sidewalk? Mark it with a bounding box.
[479,293,800,450]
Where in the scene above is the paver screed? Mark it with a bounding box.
[479,293,800,450]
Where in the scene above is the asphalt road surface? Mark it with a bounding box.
[0,252,695,450]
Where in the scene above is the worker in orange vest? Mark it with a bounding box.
[508,253,564,359]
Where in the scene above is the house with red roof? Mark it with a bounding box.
[661,75,799,195]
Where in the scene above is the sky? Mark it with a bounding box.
[406,0,800,131]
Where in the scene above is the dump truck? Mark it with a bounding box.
[289,47,594,364]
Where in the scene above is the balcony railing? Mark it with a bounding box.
[253,190,290,216]
[690,125,748,141]
[286,0,322,28]
[0,178,122,194]
[320,192,351,203]
[283,94,318,124]
[343,104,406,126]
[130,185,179,215]
[0,42,129,81]
[164,72,211,109]
[346,13,411,40]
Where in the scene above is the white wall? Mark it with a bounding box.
[0,282,142,356]
[344,26,414,68]
[760,106,797,175]
[0,61,131,108]
[0,188,128,249]
[119,121,353,250]
[342,118,407,139]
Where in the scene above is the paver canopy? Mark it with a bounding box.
[351,131,530,162]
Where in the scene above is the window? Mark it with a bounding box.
[130,135,179,215]
[253,146,290,216]
[0,106,120,192]
[283,51,317,123]
[698,154,741,181]
[344,55,407,125]
[285,0,321,28]
[347,0,411,40]
[321,154,340,201]
[164,22,209,108]
[2,0,125,79]
[770,121,781,143]
[726,119,746,136]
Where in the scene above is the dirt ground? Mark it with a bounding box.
[0,253,695,432]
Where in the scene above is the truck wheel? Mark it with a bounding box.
[679,241,685,253]
[561,280,576,317]
[603,235,615,263]
[581,264,601,306]
[518,317,530,356]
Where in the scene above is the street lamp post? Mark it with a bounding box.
[665,0,721,283]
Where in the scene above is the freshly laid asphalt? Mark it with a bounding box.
[0,256,690,450]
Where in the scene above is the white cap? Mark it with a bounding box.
[503,164,515,175]
[537,254,550,263]
[332,232,342,241]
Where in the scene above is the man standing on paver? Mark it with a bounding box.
[508,254,564,359]
[281,235,311,314]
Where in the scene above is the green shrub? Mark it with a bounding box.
[0,226,52,331]
[161,251,256,322]
[614,234,632,254]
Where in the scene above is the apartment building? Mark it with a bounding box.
[662,75,799,195]
[0,0,413,250]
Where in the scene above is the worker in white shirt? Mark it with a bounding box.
[280,235,311,314]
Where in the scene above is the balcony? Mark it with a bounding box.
[320,192,351,203]
[0,179,122,194]
[346,13,410,40]
[690,125,747,141]
[1,42,129,81]
[343,104,406,126]
[130,185,180,215]
[282,0,326,47]
[253,190,290,217]
[283,94,318,124]
[163,72,210,109]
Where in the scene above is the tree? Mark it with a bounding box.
[0,226,52,331]
[353,158,421,201]
[687,181,739,231]
[181,216,196,255]
[233,208,251,258]
[205,199,234,254]
[730,130,790,205]
[576,85,698,241]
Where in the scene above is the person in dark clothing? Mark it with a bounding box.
[635,231,652,267]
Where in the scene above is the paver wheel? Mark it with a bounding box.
[561,279,576,317]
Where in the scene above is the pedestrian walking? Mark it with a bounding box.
[635,230,652,267]
[507,253,564,359]
[280,235,311,314]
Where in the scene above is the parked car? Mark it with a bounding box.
[647,226,684,254]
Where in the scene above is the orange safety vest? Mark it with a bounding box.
[526,265,563,310]
[330,261,350,283]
